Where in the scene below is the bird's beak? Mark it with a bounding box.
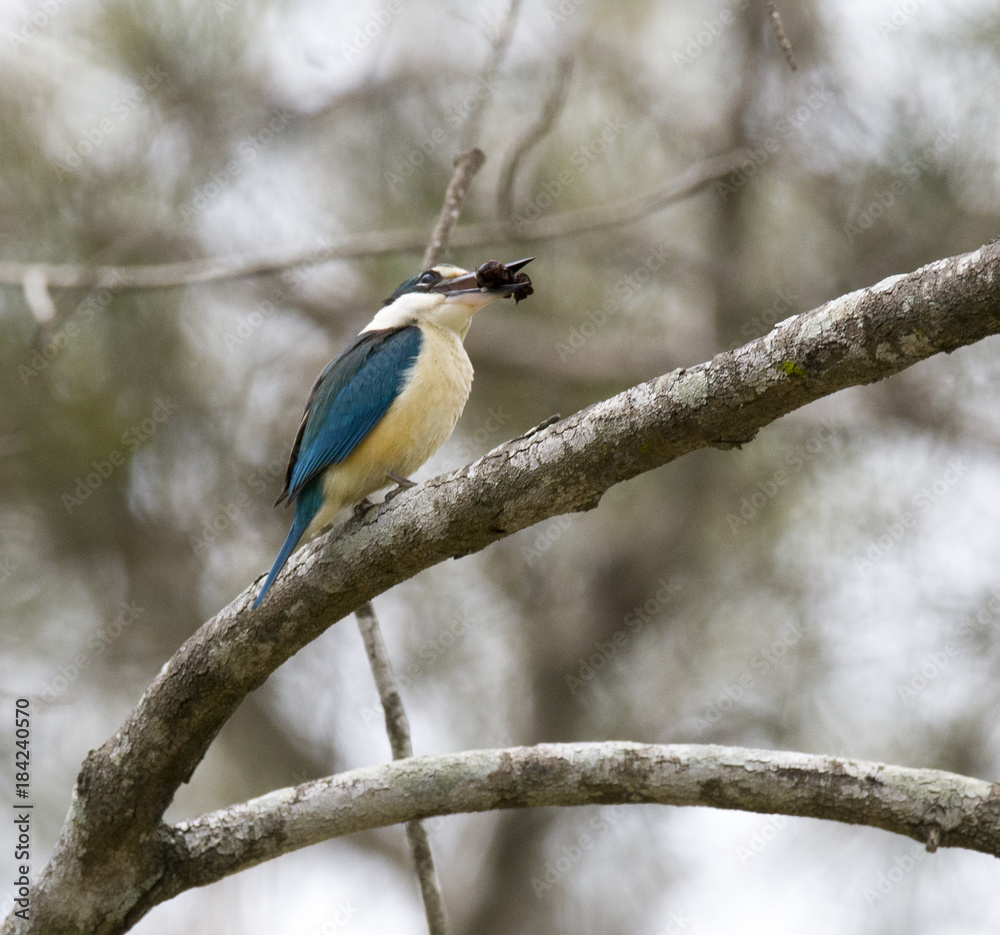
[433,257,534,300]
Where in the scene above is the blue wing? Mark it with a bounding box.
[254,325,421,608]
[279,324,423,504]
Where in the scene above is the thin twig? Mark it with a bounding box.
[459,0,525,151]
[356,603,449,935]
[0,151,746,291]
[766,1,797,71]
[422,148,487,269]
[355,603,413,761]
[496,56,573,221]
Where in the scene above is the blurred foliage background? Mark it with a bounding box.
[3,0,1000,931]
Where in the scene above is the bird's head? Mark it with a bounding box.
[364,258,533,338]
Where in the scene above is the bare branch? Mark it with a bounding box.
[496,56,573,221]
[421,148,487,269]
[13,241,1000,935]
[167,742,1000,891]
[0,151,745,291]
[766,1,797,71]
[356,603,449,935]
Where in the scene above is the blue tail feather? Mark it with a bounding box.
[254,481,324,607]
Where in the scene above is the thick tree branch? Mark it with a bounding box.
[0,151,745,291]
[163,742,1000,893]
[12,240,1000,935]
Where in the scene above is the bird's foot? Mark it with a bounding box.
[384,471,416,501]
[353,496,375,517]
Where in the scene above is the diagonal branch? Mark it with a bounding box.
[165,741,1000,893]
[12,240,1000,935]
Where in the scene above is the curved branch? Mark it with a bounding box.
[13,240,1000,935]
[162,742,1000,894]
[0,151,745,291]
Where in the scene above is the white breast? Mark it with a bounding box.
[387,321,474,473]
[306,320,475,539]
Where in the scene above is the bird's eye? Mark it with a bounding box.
[418,271,438,286]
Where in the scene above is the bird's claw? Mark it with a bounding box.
[384,471,416,501]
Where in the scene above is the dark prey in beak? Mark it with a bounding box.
[433,257,534,304]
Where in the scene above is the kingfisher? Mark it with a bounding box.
[253,257,534,607]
